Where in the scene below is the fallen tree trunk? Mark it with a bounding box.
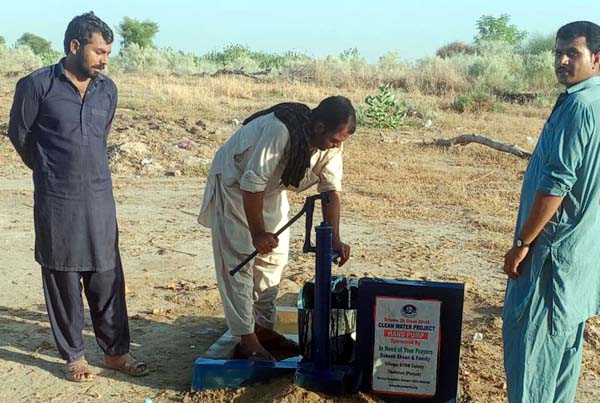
[211,68,271,80]
[422,134,532,159]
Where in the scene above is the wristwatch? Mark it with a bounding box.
[515,238,531,248]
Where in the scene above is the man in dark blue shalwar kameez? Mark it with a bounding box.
[8,12,148,382]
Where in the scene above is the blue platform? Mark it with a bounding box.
[191,317,301,391]
[192,357,300,390]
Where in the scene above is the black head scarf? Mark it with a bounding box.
[243,102,312,188]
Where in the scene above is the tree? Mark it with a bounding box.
[118,17,159,48]
[0,35,5,46]
[339,47,361,60]
[16,32,53,55]
[474,14,527,47]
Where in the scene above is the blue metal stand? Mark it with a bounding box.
[313,223,332,369]
[293,221,357,395]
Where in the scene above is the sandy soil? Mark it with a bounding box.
[1,74,599,403]
[1,175,599,403]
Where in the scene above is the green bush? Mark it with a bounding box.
[362,84,407,128]
[521,51,558,94]
[110,45,214,75]
[520,33,555,54]
[407,56,469,95]
[110,44,169,74]
[39,50,63,66]
[436,41,475,58]
[202,44,252,67]
[286,53,374,86]
[0,44,42,75]
[466,40,525,92]
[451,89,504,113]
[200,44,308,71]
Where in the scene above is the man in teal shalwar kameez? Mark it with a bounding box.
[503,21,600,403]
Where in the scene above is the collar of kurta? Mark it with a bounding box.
[54,57,106,83]
[566,75,600,94]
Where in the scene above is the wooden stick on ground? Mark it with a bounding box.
[211,68,271,80]
[422,134,532,159]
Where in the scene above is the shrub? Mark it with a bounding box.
[202,44,252,67]
[407,56,469,95]
[466,40,525,92]
[451,89,503,113]
[0,45,42,75]
[521,51,558,95]
[362,84,407,128]
[39,50,63,66]
[200,44,308,72]
[520,33,555,54]
[287,53,374,87]
[436,41,475,58]
[110,44,169,74]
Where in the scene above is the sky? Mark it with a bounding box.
[0,0,599,62]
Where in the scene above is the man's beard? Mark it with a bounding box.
[76,53,102,79]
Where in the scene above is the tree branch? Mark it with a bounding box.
[421,134,532,159]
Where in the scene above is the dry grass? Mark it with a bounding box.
[113,74,373,119]
[0,73,543,255]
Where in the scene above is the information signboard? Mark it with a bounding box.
[372,297,441,396]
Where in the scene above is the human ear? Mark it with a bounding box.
[69,39,81,56]
[314,121,325,136]
[593,52,600,69]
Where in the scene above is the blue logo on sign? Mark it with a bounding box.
[401,304,418,318]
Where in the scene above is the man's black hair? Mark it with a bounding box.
[557,21,600,53]
[312,96,356,134]
[63,11,113,55]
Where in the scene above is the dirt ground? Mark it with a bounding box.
[1,74,599,403]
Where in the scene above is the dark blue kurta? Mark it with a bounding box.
[8,60,119,272]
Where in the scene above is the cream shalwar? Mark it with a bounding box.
[198,112,343,336]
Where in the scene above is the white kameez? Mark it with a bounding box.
[198,113,342,336]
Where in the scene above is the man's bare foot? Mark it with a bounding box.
[65,356,94,382]
[255,324,300,350]
[236,333,275,360]
[103,353,149,377]
[255,324,301,359]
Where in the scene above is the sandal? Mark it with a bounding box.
[65,358,95,382]
[103,354,149,377]
[233,343,275,361]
